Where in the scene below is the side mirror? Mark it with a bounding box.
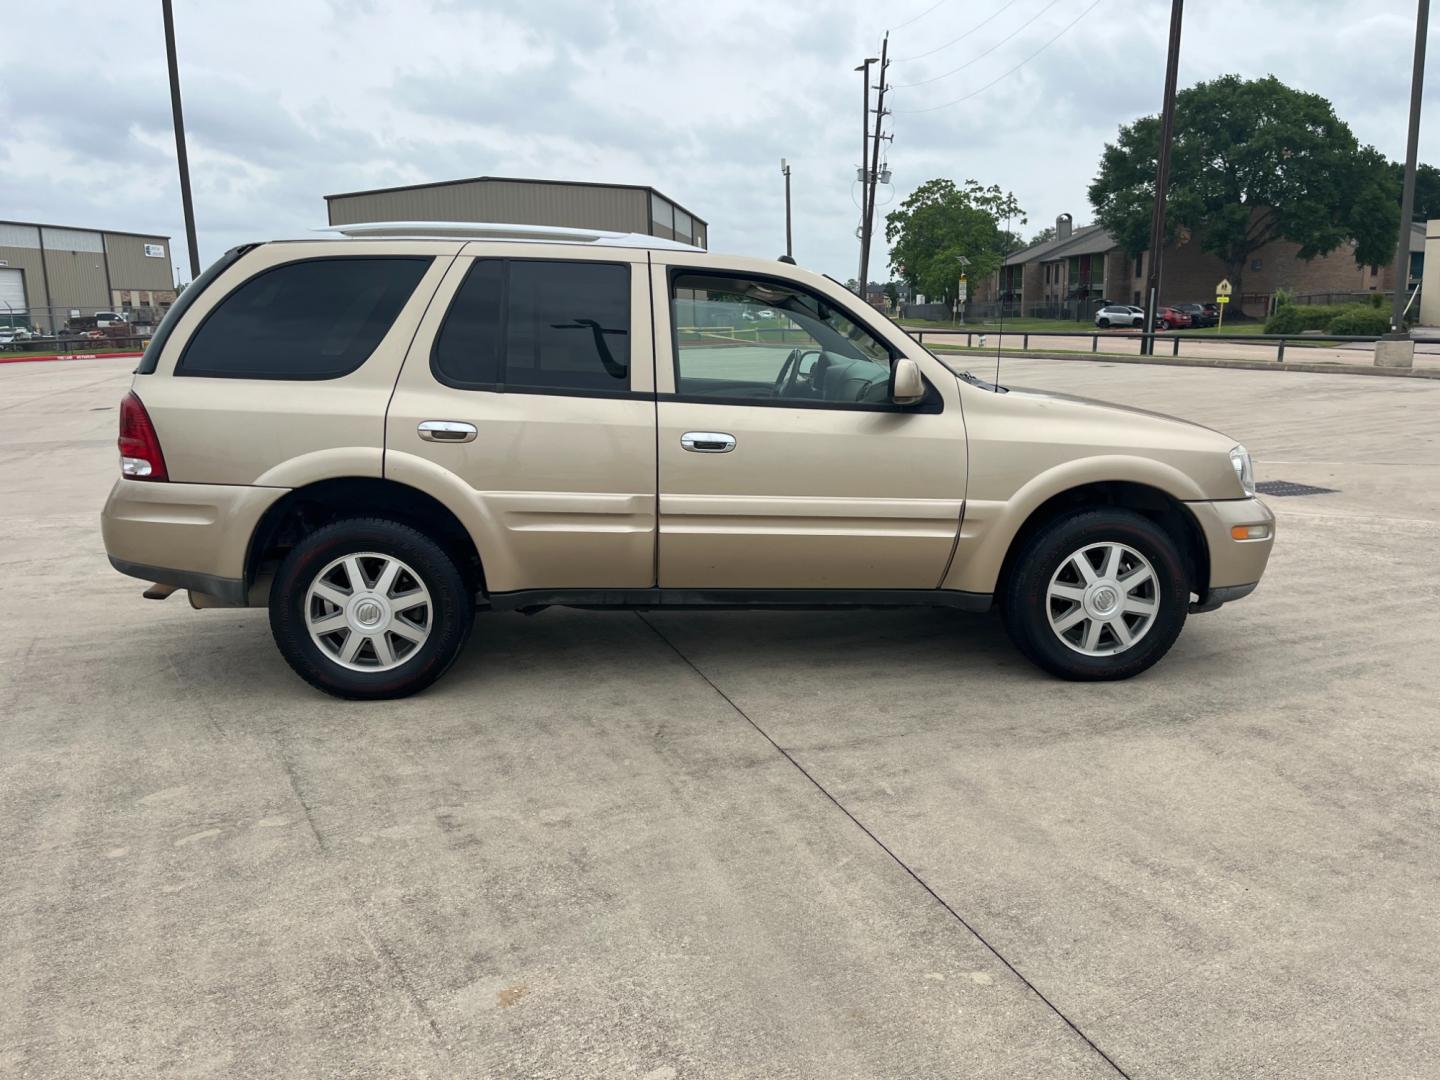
[891,357,925,405]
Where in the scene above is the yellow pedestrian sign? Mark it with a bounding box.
[1215,279,1233,331]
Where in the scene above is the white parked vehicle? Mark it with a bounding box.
[1095,305,1144,329]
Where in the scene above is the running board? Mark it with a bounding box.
[482,587,993,613]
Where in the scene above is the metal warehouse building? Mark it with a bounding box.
[325,176,708,249]
[0,220,177,333]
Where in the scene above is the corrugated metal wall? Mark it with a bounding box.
[0,248,47,312]
[327,180,651,235]
[41,229,110,311]
[0,223,174,328]
[103,234,174,290]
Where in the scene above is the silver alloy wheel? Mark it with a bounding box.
[304,551,432,672]
[1046,541,1160,657]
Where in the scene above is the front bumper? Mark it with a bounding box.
[101,479,287,603]
[1184,496,1275,608]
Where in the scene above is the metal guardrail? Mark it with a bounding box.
[908,328,1385,364]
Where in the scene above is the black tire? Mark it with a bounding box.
[269,517,473,699]
[1097,318,1110,329]
[1001,509,1189,681]
[1159,319,1171,331]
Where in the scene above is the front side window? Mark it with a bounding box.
[671,272,897,406]
[433,259,630,393]
[178,257,430,379]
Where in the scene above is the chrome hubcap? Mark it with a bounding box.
[1046,542,1159,657]
[305,552,432,672]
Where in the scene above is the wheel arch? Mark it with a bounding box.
[991,480,1208,603]
[946,459,1211,597]
[244,477,486,597]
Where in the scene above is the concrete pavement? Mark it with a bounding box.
[2,356,1438,1078]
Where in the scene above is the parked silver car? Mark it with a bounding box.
[1095,305,1144,329]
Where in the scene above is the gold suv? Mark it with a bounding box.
[101,223,1273,698]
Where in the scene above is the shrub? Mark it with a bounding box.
[1272,287,1294,309]
[1264,304,1349,334]
[1369,292,1386,309]
[1327,309,1391,336]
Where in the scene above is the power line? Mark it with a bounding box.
[888,0,951,33]
[893,0,1105,114]
[894,0,1065,87]
[891,0,1021,62]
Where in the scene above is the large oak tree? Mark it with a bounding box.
[885,179,1025,306]
[1089,75,1399,310]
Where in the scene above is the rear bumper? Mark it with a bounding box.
[101,479,286,602]
[1185,496,1275,606]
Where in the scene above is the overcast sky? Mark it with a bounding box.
[4,0,1436,283]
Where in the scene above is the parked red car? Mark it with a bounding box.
[1154,305,1193,330]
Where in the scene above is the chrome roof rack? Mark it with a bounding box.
[312,221,703,251]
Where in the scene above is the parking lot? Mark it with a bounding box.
[3,355,1438,1078]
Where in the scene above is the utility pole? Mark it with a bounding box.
[1142,0,1183,355]
[854,53,878,293]
[859,34,891,301]
[1389,0,1429,338]
[162,0,201,282]
[780,158,793,259]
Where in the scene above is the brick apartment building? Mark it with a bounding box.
[977,212,1423,318]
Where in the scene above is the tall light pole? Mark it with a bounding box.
[780,158,793,259]
[1142,0,1183,355]
[162,0,200,282]
[1390,0,1430,338]
[854,54,878,293]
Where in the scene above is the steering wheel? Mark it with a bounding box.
[773,347,801,398]
[773,347,821,398]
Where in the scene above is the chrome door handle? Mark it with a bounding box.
[681,431,736,454]
[418,420,477,443]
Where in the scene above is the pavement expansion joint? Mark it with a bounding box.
[633,611,1134,1080]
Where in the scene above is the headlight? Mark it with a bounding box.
[1229,444,1255,496]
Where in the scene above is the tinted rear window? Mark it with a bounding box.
[177,256,430,379]
[135,245,250,374]
[433,259,630,393]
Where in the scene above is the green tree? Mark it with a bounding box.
[1028,225,1058,247]
[885,178,1025,305]
[1089,75,1399,311]
[1387,161,1440,221]
[883,281,900,308]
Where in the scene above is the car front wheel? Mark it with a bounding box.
[1097,318,1110,328]
[1001,509,1189,680]
[269,517,473,699]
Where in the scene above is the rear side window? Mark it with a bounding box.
[433,259,630,393]
[177,257,430,379]
[135,244,250,374]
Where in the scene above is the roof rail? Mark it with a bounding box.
[313,221,703,251]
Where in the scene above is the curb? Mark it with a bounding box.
[930,347,1440,380]
[0,351,143,366]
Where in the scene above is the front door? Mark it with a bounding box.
[386,246,656,595]
[654,264,966,590]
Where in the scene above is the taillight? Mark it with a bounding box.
[118,391,168,481]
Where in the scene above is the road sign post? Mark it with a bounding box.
[1215,278,1233,332]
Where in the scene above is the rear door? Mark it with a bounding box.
[652,259,966,590]
[385,244,656,596]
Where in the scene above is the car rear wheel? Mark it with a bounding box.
[269,517,472,699]
[1001,509,1188,681]
[1097,318,1110,328]
[1158,319,1171,330]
